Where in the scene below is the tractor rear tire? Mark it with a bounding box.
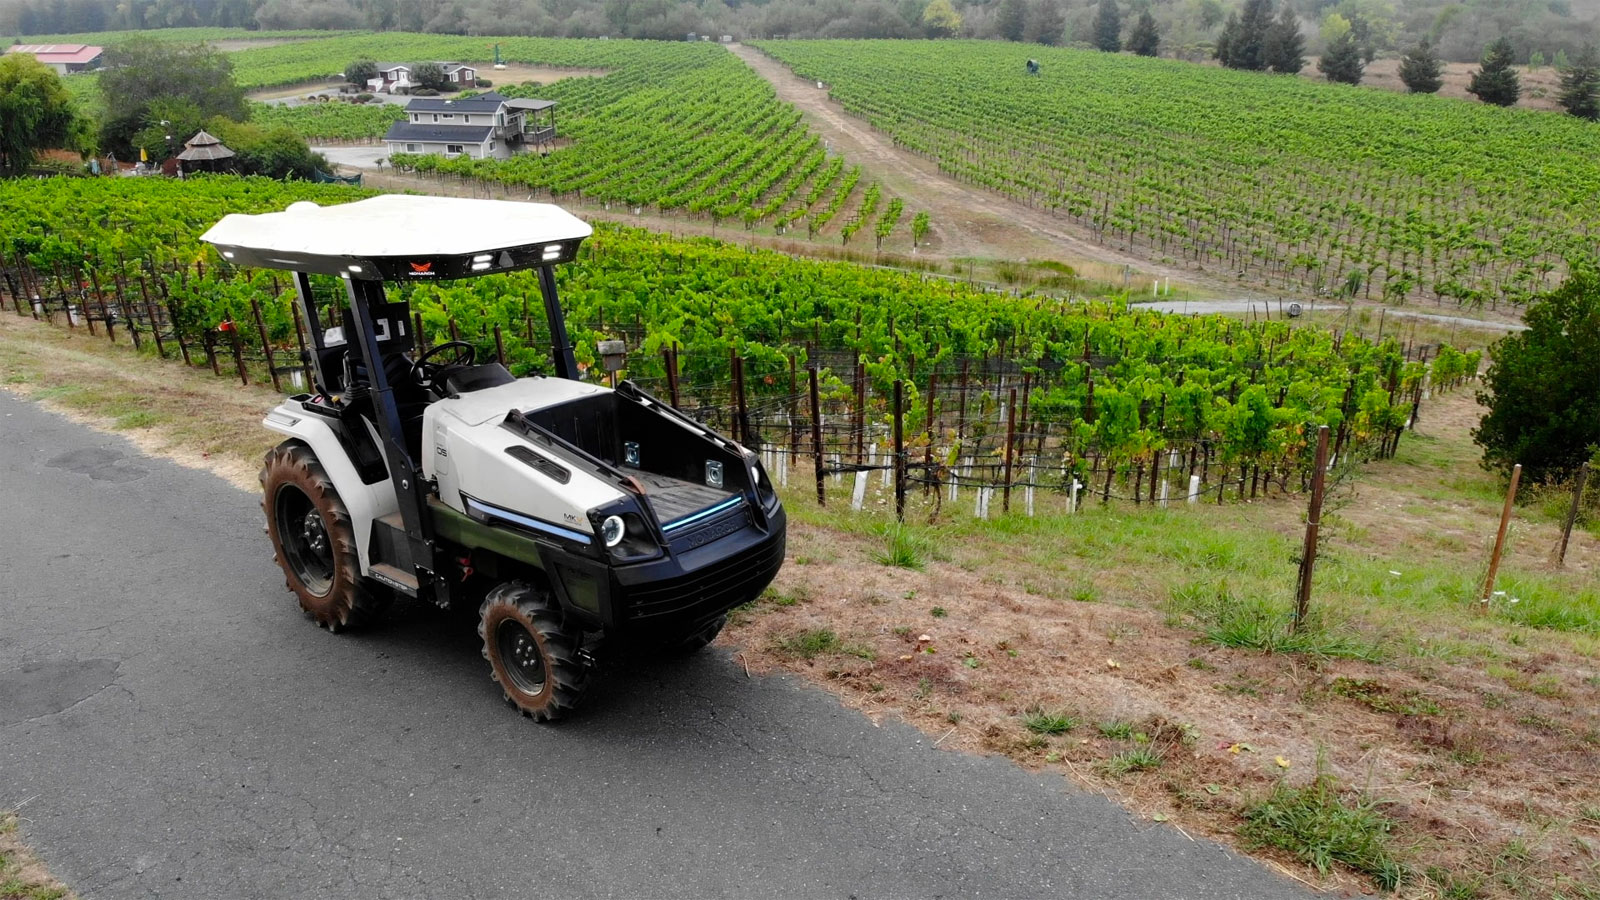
[260,442,388,632]
[479,581,590,722]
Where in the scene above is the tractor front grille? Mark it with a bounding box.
[624,530,785,625]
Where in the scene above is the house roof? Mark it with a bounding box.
[374,62,410,72]
[442,63,476,73]
[4,44,102,64]
[383,122,494,144]
[505,98,556,112]
[404,91,509,113]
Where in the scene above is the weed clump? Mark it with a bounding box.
[1022,710,1079,735]
[1239,770,1404,890]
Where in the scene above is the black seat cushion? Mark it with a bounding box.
[445,363,517,395]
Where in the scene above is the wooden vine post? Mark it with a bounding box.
[1557,463,1589,567]
[250,298,282,392]
[1481,463,1522,608]
[1002,387,1017,514]
[893,379,906,521]
[1293,425,1331,633]
[808,366,825,506]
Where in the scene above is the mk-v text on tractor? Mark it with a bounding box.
[201,195,787,721]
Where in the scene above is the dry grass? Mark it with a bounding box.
[725,388,1600,897]
[0,313,278,490]
[0,812,73,900]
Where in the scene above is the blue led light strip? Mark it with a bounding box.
[661,496,744,533]
[463,496,593,544]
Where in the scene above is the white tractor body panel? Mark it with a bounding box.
[423,378,626,541]
[263,400,398,572]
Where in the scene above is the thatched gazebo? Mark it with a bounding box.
[175,130,236,174]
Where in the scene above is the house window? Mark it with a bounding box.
[442,114,454,120]
[463,115,471,124]
[489,140,496,151]
[446,144,464,154]
[405,143,420,152]
[432,114,438,123]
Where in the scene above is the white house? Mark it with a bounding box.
[383,92,558,160]
[367,61,479,94]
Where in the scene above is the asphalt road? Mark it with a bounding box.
[0,391,1305,900]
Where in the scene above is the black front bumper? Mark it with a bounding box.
[545,506,786,636]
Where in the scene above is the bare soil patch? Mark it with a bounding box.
[479,63,607,86]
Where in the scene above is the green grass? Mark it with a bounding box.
[1022,710,1078,735]
[1168,582,1385,662]
[1101,746,1163,775]
[1096,719,1135,740]
[772,627,874,661]
[1239,772,1404,890]
[872,523,933,569]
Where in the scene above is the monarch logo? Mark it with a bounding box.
[409,261,434,275]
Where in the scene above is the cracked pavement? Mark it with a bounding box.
[0,391,1306,899]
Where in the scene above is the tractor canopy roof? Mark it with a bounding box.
[201,195,593,282]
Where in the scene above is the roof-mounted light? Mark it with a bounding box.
[542,244,563,261]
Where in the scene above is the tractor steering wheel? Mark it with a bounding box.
[411,340,477,394]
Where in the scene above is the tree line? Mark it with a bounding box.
[5,0,1599,67]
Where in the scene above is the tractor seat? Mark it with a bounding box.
[444,362,517,395]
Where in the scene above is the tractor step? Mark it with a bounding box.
[369,563,419,596]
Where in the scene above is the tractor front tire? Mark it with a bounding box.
[479,581,590,722]
[260,442,388,632]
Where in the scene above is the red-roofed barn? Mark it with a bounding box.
[3,44,103,74]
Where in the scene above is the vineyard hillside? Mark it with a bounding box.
[754,39,1600,313]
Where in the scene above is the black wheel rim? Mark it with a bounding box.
[275,485,334,596]
[496,619,548,694]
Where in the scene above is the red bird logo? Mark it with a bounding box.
[410,261,433,274]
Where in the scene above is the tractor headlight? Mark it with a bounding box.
[600,515,625,547]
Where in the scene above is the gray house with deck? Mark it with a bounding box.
[382,92,558,160]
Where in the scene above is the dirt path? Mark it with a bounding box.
[727,43,1248,294]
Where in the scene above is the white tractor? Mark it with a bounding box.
[202,195,786,721]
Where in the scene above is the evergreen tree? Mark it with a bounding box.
[1024,0,1065,45]
[996,0,1027,42]
[1092,0,1121,52]
[1468,37,1521,106]
[1398,39,1443,93]
[1558,45,1600,120]
[1219,0,1273,71]
[1127,8,1160,57]
[1318,30,1364,84]
[1214,11,1239,65]
[1263,5,1303,74]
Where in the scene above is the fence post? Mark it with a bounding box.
[667,346,681,408]
[1481,463,1522,607]
[448,318,461,343]
[733,354,751,447]
[136,277,166,359]
[809,366,825,506]
[1557,462,1589,567]
[227,323,249,386]
[853,360,866,463]
[493,323,506,366]
[788,354,800,458]
[1293,425,1332,633]
[1002,387,1017,514]
[956,358,969,441]
[893,379,905,521]
[251,298,282,392]
[923,369,938,497]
